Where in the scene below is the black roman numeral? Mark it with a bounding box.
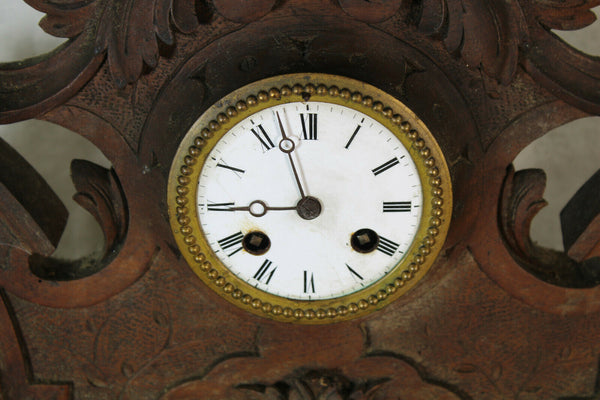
[251,124,275,151]
[344,125,361,149]
[383,201,412,212]
[346,264,364,281]
[254,259,276,284]
[207,202,234,212]
[300,113,318,140]
[217,231,244,256]
[216,163,245,174]
[303,270,315,293]
[372,157,400,176]
[377,236,400,256]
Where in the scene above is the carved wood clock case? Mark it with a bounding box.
[1,0,599,399]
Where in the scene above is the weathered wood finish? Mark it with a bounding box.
[1,0,599,398]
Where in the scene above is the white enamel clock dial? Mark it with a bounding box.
[197,102,422,300]
[169,73,451,323]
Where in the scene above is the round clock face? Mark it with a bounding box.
[168,74,451,323]
[197,102,422,300]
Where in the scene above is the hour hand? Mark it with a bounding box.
[209,200,296,217]
[208,198,321,220]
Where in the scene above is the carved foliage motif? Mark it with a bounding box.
[29,159,128,281]
[0,137,129,286]
[499,166,600,288]
[413,0,600,113]
[32,0,203,87]
[235,368,463,400]
[162,356,468,400]
[414,0,528,84]
[520,0,600,114]
[2,0,599,124]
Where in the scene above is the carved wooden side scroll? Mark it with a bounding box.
[1,0,599,399]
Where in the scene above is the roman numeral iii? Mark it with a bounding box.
[383,201,412,212]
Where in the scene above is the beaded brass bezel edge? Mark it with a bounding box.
[167,73,452,324]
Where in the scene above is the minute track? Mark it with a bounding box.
[169,74,451,323]
[189,91,430,309]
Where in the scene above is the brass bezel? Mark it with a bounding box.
[167,73,452,324]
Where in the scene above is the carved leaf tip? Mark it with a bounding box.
[500,166,548,259]
[71,159,127,251]
[535,0,600,31]
[414,0,528,84]
[91,0,204,88]
[24,0,95,38]
[500,166,600,288]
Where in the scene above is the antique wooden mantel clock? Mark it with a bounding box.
[1,0,599,398]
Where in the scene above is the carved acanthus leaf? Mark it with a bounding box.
[534,0,600,31]
[520,0,600,113]
[29,0,202,88]
[71,159,127,254]
[413,0,600,112]
[95,0,201,87]
[29,160,128,281]
[499,166,600,288]
[1,0,202,122]
[162,355,467,399]
[415,0,528,84]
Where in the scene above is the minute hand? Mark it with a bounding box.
[275,111,307,200]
